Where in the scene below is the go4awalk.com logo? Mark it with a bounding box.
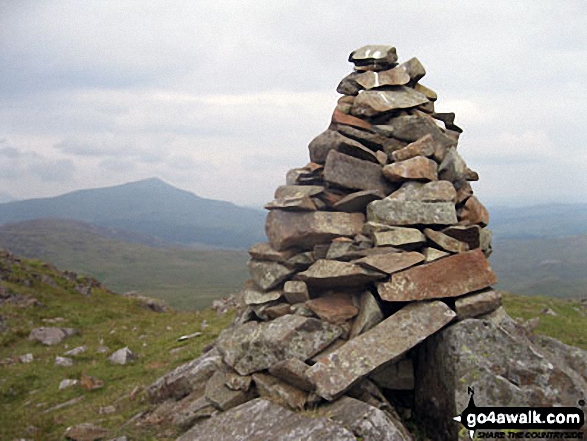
[454,388,585,439]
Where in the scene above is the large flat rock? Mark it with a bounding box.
[323,150,392,194]
[177,398,356,441]
[306,301,455,400]
[265,210,364,251]
[297,259,386,288]
[378,249,497,301]
[216,315,342,375]
[367,198,457,226]
[351,88,428,117]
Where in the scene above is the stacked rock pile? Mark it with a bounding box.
[144,46,587,441]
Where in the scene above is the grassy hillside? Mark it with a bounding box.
[0,178,266,249]
[0,219,249,310]
[491,235,587,298]
[0,250,234,441]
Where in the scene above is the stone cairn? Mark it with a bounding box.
[145,46,587,441]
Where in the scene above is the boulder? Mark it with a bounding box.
[177,398,356,441]
[28,327,77,346]
[378,249,497,301]
[215,315,342,375]
[324,150,392,194]
[307,301,455,400]
[108,347,135,365]
[415,317,587,440]
[265,210,365,251]
[367,199,458,226]
[283,281,310,304]
[297,260,386,288]
[205,370,255,411]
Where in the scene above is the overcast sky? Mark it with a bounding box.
[1,0,586,207]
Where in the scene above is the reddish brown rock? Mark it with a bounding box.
[355,251,425,275]
[305,292,359,324]
[383,156,438,182]
[459,196,489,227]
[297,260,386,288]
[265,210,365,251]
[331,108,373,130]
[391,134,435,162]
[324,150,392,194]
[377,249,497,302]
[306,301,455,400]
[442,225,482,249]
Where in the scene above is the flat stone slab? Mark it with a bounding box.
[266,210,365,251]
[268,358,315,392]
[333,190,384,213]
[324,150,391,194]
[297,259,386,288]
[423,228,469,253]
[391,134,435,162]
[216,315,342,375]
[351,88,429,118]
[372,227,426,249]
[377,249,497,302]
[367,199,458,226]
[248,243,297,263]
[305,292,359,324]
[247,260,295,291]
[308,130,374,164]
[306,301,455,400]
[177,398,356,441]
[349,45,398,66]
[355,251,425,275]
[274,185,324,199]
[354,66,410,89]
[383,156,438,182]
[349,291,384,339]
[241,280,282,305]
[455,289,502,320]
[388,181,456,203]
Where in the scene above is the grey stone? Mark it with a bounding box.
[19,353,33,364]
[388,181,456,203]
[351,88,429,118]
[241,280,282,305]
[59,379,79,390]
[177,398,356,441]
[308,130,376,164]
[372,227,426,249]
[171,395,217,430]
[108,347,135,365]
[265,210,365,251]
[354,251,425,275]
[297,260,386,288]
[252,373,308,411]
[320,396,412,441]
[337,71,362,95]
[324,150,392,194]
[333,189,384,213]
[64,345,86,357]
[28,327,77,346]
[264,194,317,211]
[55,356,74,367]
[274,185,324,200]
[424,228,469,253]
[205,371,254,411]
[391,133,435,161]
[349,291,384,339]
[349,45,398,67]
[147,349,222,402]
[438,147,468,182]
[216,315,342,376]
[247,260,295,291]
[455,290,502,320]
[422,247,449,262]
[400,57,426,83]
[354,66,410,89]
[63,423,110,441]
[269,358,315,392]
[283,281,309,304]
[415,317,587,440]
[337,124,402,153]
[307,301,455,400]
[367,199,458,226]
